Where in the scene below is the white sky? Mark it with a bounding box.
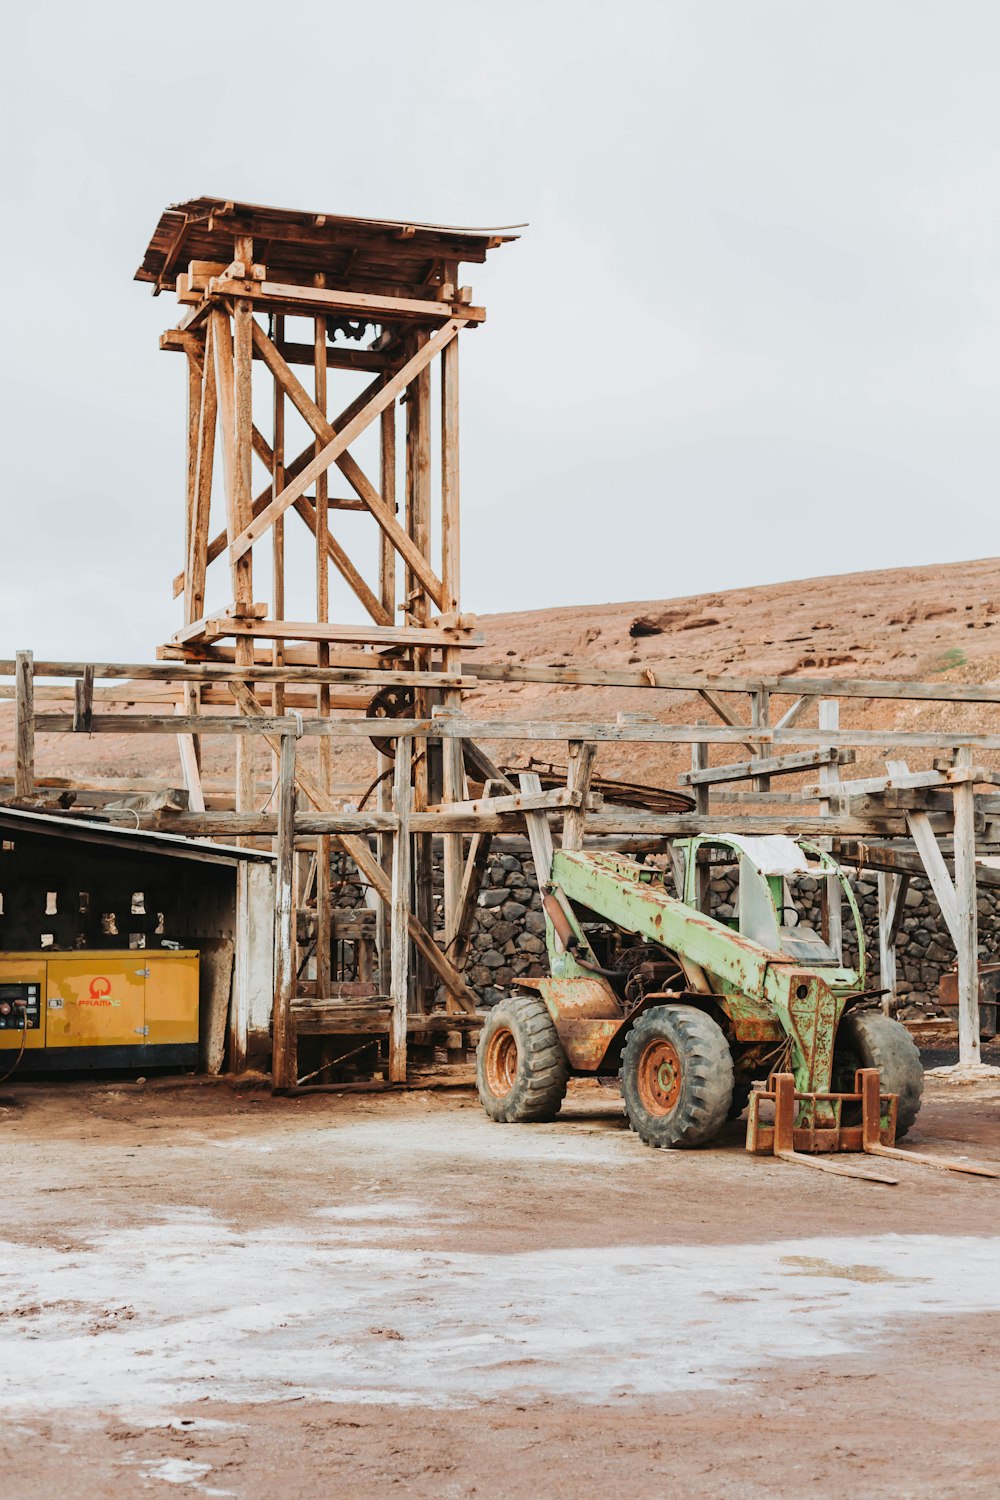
[1,0,998,659]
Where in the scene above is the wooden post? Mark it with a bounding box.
[408,335,434,1009]
[73,666,94,734]
[376,753,393,989]
[876,871,906,1014]
[563,740,596,851]
[379,392,397,620]
[818,699,843,959]
[375,395,397,984]
[440,336,465,950]
[518,771,554,888]
[186,323,216,628]
[314,298,332,997]
[390,736,412,1083]
[233,294,256,827]
[174,702,206,813]
[184,343,203,615]
[14,650,34,799]
[272,730,297,1089]
[271,313,286,755]
[691,731,709,909]
[751,687,770,792]
[953,743,981,1065]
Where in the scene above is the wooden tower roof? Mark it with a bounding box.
[136,196,523,296]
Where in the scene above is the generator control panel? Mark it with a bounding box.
[0,983,41,1030]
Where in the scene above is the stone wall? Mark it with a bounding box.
[465,849,999,1010]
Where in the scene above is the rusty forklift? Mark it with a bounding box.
[476,835,995,1178]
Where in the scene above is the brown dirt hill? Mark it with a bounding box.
[2,556,998,800]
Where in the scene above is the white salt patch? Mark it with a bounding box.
[139,1457,231,1493]
[296,1114,634,1167]
[314,1200,432,1222]
[0,1218,997,1412]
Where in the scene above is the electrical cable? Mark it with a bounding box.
[0,1005,28,1085]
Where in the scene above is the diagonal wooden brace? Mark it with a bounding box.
[228,682,477,1011]
[230,319,465,566]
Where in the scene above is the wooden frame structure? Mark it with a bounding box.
[7,652,1000,1082]
[140,198,521,1064]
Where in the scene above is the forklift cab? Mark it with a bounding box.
[676,834,866,984]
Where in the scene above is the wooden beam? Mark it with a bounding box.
[876,871,907,1014]
[472,662,1000,706]
[562,741,597,853]
[519,771,554,887]
[4,659,470,686]
[441,336,460,613]
[72,666,94,734]
[184,341,204,616]
[818,700,842,959]
[31,712,1000,753]
[14,651,33,799]
[696,688,755,755]
[187,318,217,624]
[175,617,481,648]
[803,765,990,800]
[314,301,332,1000]
[451,780,496,968]
[229,320,466,562]
[888,758,962,944]
[774,696,808,731]
[272,730,297,1089]
[427,787,584,817]
[208,275,486,325]
[389,737,411,1082]
[952,745,981,1064]
[679,747,852,787]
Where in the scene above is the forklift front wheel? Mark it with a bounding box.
[476,995,569,1124]
[620,1004,734,1148]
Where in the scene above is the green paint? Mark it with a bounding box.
[543,837,869,1119]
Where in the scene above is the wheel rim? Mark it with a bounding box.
[636,1037,683,1115]
[484,1027,519,1098]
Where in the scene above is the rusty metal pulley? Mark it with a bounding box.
[367,686,414,759]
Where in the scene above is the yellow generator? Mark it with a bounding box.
[0,950,199,1070]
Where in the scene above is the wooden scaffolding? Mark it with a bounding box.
[137,196,518,1082]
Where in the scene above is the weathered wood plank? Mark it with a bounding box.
[14,651,33,799]
[679,747,851,787]
[389,737,412,1083]
[952,745,982,1064]
[562,741,597,853]
[271,729,297,1089]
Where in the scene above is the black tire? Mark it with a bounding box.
[619,1004,734,1148]
[833,1010,924,1140]
[476,995,569,1124]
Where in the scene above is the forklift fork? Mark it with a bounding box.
[747,1070,1000,1183]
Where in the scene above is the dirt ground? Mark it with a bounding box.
[3,1073,1000,1499]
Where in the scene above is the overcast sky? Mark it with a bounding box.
[1,1,997,659]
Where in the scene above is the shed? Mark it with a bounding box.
[0,808,274,1073]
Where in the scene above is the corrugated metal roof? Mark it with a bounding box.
[0,806,274,867]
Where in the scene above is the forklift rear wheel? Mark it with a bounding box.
[620,1004,734,1148]
[832,1010,924,1139]
[477,995,569,1123]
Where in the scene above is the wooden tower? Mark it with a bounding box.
[137,196,518,1079]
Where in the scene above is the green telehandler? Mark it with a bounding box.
[476,834,926,1156]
